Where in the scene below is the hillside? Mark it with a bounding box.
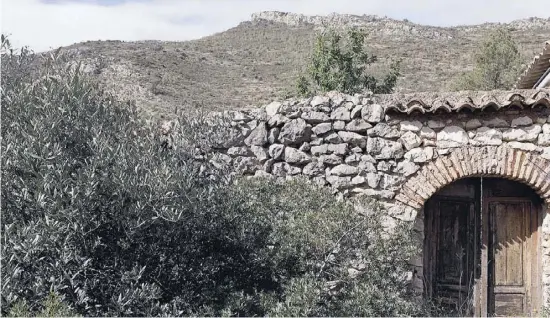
[58,11,550,119]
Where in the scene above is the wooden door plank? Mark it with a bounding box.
[481,188,489,317]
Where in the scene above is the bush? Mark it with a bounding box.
[7,292,79,317]
[1,38,275,316]
[296,27,401,97]
[450,27,523,90]
[229,178,427,317]
[2,36,429,317]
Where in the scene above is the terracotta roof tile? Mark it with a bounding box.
[515,41,550,89]
[378,89,550,114]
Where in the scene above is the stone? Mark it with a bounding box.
[436,126,469,148]
[360,154,376,164]
[265,101,282,117]
[251,146,269,163]
[483,117,509,128]
[312,123,332,136]
[427,120,445,129]
[254,170,273,178]
[279,118,312,145]
[400,131,422,150]
[508,142,538,152]
[333,121,346,130]
[380,174,402,189]
[351,175,366,186]
[472,127,503,146]
[268,128,280,144]
[330,164,359,176]
[320,154,344,165]
[419,127,436,139]
[352,188,395,199]
[344,153,362,164]
[346,119,372,132]
[301,111,330,124]
[310,95,330,107]
[366,173,381,188]
[366,138,405,160]
[299,142,311,152]
[404,147,434,163]
[350,104,363,119]
[303,161,325,176]
[227,146,250,157]
[287,111,301,119]
[400,120,423,132]
[331,107,351,121]
[503,125,541,142]
[233,157,259,174]
[325,132,343,144]
[542,147,550,160]
[284,147,311,164]
[338,131,367,148]
[377,161,394,172]
[367,123,401,139]
[465,119,483,130]
[310,138,323,146]
[351,146,363,153]
[267,114,289,127]
[503,128,526,141]
[358,160,377,173]
[271,162,289,176]
[244,122,268,146]
[361,104,384,123]
[328,143,348,155]
[396,160,420,176]
[268,144,285,160]
[326,175,353,189]
[263,159,274,172]
[538,129,550,146]
[311,144,329,156]
[511,116,533,127]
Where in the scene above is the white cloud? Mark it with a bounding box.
[1,0,548,52]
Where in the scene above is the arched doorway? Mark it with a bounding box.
[424,177,543,316]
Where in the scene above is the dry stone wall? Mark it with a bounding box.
[206,91,550,301]
[213,91,550,201]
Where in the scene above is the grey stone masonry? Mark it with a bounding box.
[196,89,550,302]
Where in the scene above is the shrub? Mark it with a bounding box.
[7,292,79,317]
[2,36,429,317]
[230,178,428,317]
[296,27,401,97]
[1,37,275,316]
[450,27,523,90]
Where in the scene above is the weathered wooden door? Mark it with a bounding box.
[425,197,477,316]
[425,178,542,317]
[484,199,540,316]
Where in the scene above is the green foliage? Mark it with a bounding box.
[296,27,401,96]
[450,27,523,90]
[1,36,273,316]
[8,292,79,317]
[230,178,429,317]
[2,35,433,317]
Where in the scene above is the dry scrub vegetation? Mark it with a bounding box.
[55,14,550,119]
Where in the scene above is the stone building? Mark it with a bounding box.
[207,41,550,316]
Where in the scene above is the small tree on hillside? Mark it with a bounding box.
[451,27,523,91]
[296,28,401,96]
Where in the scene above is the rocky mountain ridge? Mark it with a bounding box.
[56,11,550,119]
[251,11,550,41]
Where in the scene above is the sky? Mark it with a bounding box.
[1,0,548,52]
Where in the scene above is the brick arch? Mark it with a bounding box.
[395,145,550,209]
